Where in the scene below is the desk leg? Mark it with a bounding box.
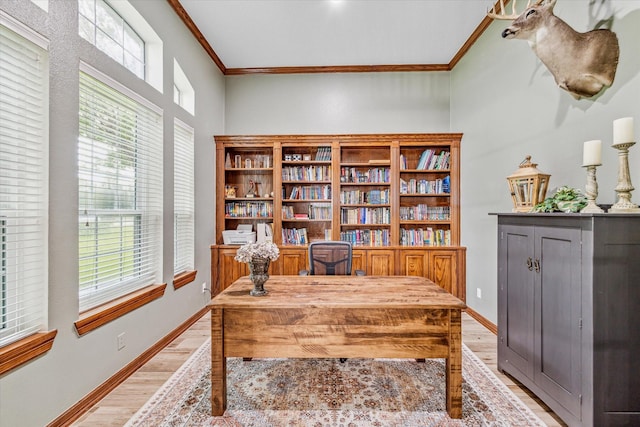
[211,307,226,416]
[446,309,463,418]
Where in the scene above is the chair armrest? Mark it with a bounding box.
[299,270,309,276]
[355,270,366,276]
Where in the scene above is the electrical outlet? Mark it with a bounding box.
[117,332,126,350]
[476,288,482,299]
[202,282,207,293]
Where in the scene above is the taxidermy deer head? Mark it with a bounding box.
[488,0,619,99]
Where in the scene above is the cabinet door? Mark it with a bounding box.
[534,226,582,418]
[218,249,249,291]
[352,249,367,274]
[399,250,429,277]
[428,250,458,295]
[366,249,395,275]
[276,248,307,275]
[498,224,536,380]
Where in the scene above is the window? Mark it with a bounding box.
[173,59,194,115]
[77,0,163,92]
[0,15,49,347]
[78,65,163,312]
[78,0,145,79]
[174,119,195,275]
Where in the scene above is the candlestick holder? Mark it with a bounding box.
[609,141,640,213]
[580,164,604,213]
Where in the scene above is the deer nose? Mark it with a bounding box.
[502,28,515,38]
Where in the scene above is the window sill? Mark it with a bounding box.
[173,270,197,290]
[0,330,58,375]
[75,284,167,336]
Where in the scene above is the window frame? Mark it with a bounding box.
[77,0,163,92]
[78,62,164,315]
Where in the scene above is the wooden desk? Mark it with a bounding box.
[209,275,467,418]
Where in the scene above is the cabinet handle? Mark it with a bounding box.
[534,258,541,273]
[526,257,534,271]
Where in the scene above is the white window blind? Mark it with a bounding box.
[78,68,162,312]
[0,19,49,347]
[174,119,194,275]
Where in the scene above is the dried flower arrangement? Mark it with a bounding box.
[234,241,280,263]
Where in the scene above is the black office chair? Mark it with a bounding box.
[300,241,365,276]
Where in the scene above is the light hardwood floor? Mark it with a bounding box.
[72,311,567,426]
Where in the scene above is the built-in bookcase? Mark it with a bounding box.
[215,134,461,248]
[212,134,465,298]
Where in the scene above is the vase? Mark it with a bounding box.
[248,257,270,296]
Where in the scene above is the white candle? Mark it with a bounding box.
[613,117,634,145]
[583,140,602,166]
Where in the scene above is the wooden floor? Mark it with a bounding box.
[72,311,567,426]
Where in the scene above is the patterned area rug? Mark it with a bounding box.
[126,339,545,427]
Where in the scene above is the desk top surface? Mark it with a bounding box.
[209,275,466,310]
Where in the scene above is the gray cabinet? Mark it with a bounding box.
[496,214,640,427]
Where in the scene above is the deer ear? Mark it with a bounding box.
[543,0,557,10]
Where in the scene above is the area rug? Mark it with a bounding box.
[126,339,545,427]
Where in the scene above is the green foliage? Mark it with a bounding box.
[531,186,588,213]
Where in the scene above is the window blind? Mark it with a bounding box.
[0,19,49,347]
[78,69,163,312]
[173,119,194,275]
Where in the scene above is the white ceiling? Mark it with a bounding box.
[178,0,494,69]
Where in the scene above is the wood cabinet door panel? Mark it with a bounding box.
[352,250,366,274]
[277,249,307,275]
[366,250,395,276]
[219,250,248,291]
[400,250,429,277]
[428,251,457,294]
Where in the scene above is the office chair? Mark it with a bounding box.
[300,241,365,276]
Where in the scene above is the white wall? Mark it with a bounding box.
[225,72,451,134]
[451,1,640,323]
[0,1,224,426]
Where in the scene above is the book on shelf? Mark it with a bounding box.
[314,146,331,161]
[400,227,451,246]
[282,227,308,245]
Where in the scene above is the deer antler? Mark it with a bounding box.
[487,0,537,20]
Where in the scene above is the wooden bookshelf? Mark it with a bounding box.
[212,134,465,299]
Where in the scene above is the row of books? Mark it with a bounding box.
[403,149,450,170]
[282,227,308,245]
[400,176,450,194]
[399,205,450,221]
[400,228,451,246]
[287,184,331,200]
[340,207,391,225]
[282,204,332,220]
[282,165,331,182]
[340,167,390,183]
[225,201,273,218]
[339,189,390,205]
[314,146,332,161]
[340,229,390,247]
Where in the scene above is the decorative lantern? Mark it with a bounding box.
[506,156,551,212]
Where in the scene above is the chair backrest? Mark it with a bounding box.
[308,241,353,275]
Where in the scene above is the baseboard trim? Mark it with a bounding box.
[465,307,497,335]
[47,306,210,427]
